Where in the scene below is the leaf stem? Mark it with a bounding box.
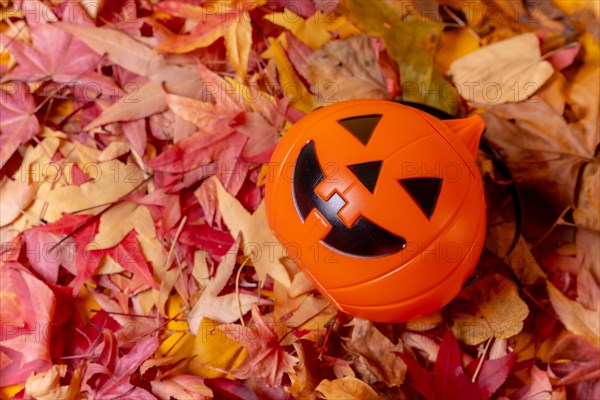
[471,336,493,383]
[235,255,252,327]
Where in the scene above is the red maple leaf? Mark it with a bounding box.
[397,330,516,400]
[92,229,158,290]
[36,213,157,292]
[0,82,40,169]
[1,24,118,95]
[36,213,101,294]
[0,262,56,386]
[82,334,159,399]
[218,305,299,386]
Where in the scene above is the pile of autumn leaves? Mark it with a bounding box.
[0,0,599,399]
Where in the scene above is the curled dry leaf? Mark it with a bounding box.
[25,364,83,400]
[450,33,554,104]
[345,318,406,387]
[287,341,331,400]
[449,273,529,346]
[547,281,600,347]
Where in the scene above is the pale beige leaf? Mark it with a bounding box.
[450,273,529,345]
[89,201,164,270]
[150,64,206,101]
[547,281,600,346]
[0,177,36,227]
[315,377,379,400]
[17,136,61,184]
[79,0,101,19]
[211,176,291,287]
[55,23,157,76]
[288,271,316,298]
[449,32,554,104]
[224,13,251,79]
[36,160,144,222]
[150,376,213,400]
[402,332,439,363]
[98,141,131,162]
[188,239,257,332]
[193,250,210,288]
[71,141,103,164]
[89,201,142,249]
[85,80,167,130]
[96,254,124,275]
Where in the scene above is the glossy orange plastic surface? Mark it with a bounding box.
[265,100,486,322]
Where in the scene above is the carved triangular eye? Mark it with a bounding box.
[348,160,383,193]
[338,114,382,146]
[399,177,442,219]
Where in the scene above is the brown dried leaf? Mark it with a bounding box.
[307,35,389,103]
[345,318,406,387]
[287,341,326,400]
[574,162,600,231]
[481,72,596,210]
[449,273,529,345]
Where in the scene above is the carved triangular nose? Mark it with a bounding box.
[338,114,382,146]
[348,160,383,193]
[399,177,443,219]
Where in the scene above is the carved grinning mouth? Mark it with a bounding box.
[291,114,444,258]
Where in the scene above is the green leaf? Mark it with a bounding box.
[344,0,460,115]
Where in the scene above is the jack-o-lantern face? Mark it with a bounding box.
[265,100,487,322]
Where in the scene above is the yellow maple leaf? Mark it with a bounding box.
[261,36,316,113]
[265,10,332,50]
[315,377,379,400]
[224,12,252,79]
[187,318,247,379]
